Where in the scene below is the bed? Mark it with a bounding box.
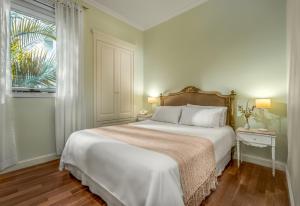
[59,86,236,206]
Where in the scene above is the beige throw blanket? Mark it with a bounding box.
[89,125,217,206]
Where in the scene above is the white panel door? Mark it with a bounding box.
[95,41,117,121]
[118,48,134,119]
[94,31,135,125]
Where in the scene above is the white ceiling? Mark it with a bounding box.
[84,0,208,30]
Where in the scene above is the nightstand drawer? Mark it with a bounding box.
[238,133,272,145]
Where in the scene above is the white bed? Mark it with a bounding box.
[60,86,237,206]
[60,119,235,206]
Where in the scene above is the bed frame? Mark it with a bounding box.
[160,86,236,128]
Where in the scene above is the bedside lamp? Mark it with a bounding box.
[148,97,159,113]
[255,99,271,109]
[148,97,159,104]
[255,98,271,131]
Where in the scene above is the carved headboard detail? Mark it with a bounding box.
[160,86,236,128]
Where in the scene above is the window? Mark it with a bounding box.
[10,0,56,94]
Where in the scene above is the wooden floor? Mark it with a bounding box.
[0,160,289,206]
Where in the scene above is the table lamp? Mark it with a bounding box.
[255,99,271,109]
[148,97,159,104]
[148,97,159,112]
[255,98,271,131]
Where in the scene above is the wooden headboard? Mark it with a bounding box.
[160,86,236,128]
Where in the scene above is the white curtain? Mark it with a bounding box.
[287,0,300,204]
[288,0,300,148]
[0,0,17,170]
[55,0,86,155]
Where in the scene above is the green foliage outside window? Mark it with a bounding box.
[10,11,56,91]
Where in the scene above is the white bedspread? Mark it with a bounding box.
[60,120,235,206]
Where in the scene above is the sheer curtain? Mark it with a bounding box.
[0,0,17,170]
[55,0,86,154]
[287,0,300,204]
[288,0,300,151]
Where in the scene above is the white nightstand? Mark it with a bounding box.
[236,127,276,176]
[136,114,152,121]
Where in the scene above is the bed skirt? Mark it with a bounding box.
[63,150,232,206]
[65,164,126,206]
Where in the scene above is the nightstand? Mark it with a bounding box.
[236,127,276,176]
[136,114,152,121]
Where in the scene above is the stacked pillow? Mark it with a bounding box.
[151,104,227,128]
[180,105,227,127]
[151,106,183,124]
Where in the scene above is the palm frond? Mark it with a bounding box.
[10,11,56,89]
[12,49,56,88]
[10,12,55,41]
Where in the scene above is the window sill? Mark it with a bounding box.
[12,92,56,98]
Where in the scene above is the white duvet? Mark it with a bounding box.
[60,120,235,206]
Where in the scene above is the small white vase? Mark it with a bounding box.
[244,122,250,129]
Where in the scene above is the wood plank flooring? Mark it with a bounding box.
[0,160,290,206]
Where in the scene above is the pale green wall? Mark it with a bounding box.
[11,2,144,163]
[144,0,287,162]
[12,98,56,161]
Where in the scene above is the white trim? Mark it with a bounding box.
[144,0,208,30]
[12,92,56,98]
[11,0,55,23]
[0,153,59,174]
[83,0,144,31]
[83,0,208,31]
[233,153,286,171]
[286,166,295,206]
[91,29,136,50]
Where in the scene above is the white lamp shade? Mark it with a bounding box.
[255,99,271,109]
[148,97,159,104]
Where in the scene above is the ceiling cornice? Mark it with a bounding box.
[83,0,145,30]
[143,0,208,30]
[83,0,208,31]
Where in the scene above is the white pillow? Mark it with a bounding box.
[187,104,227,127]
[179,106,223,127]
[151,106,182,124]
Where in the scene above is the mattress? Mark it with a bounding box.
[60,120,236,206]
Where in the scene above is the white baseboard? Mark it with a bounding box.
[0,153,59,174]
[233,153,286,171]
[285,166,295,206]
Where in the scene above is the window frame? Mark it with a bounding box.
[10,0,56,97]
[11,0,55,23]
[12,90,56,98]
